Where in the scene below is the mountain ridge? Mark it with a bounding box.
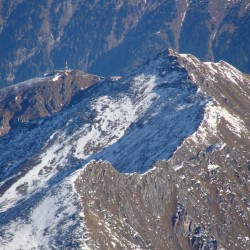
[0,50,250,249]
[0,69,101,136]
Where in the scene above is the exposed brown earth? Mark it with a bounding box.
[0,70,100,136]
[76,147,250,249]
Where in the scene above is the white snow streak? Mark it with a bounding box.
[1,177,90,250]
[186,100,248,145]
[208,164,220,171]
[52,74,61,82]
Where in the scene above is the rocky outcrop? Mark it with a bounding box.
[0,0,249,85]
[0,70,100,136]
[74,128,250,249]
[75,143,250,249]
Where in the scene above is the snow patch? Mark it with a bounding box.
[187,100,248,145]
[173,163,184,171]
[208,164,220,171]
[1,177,90,249]
[52,74,61,82]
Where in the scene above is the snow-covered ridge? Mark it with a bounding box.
[0,51,206,214]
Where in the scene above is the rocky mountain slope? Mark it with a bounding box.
[0,69,101,136]
[0,0,249,86]
[0,50,250,249]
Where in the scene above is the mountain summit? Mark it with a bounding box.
[0,50,250,249]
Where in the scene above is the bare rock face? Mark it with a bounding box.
[0,50,250,249]
[0,0,249,86]
[75,160,179,249]
[0,70,100,136]
[75,148,250,249]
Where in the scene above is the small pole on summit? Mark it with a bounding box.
[65,61,69,70]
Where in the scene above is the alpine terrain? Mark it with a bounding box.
[0,0,249,87]
[0,49,250,249]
